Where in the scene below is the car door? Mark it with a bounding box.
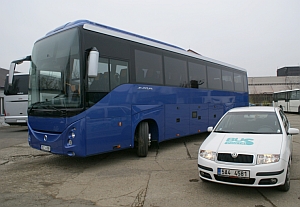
[279,110,293,157]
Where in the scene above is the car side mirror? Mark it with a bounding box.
[288,128,299,135]
[207,126,214,132]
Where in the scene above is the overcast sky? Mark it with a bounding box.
[1,0,300,77]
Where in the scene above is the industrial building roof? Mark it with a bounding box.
[248,76,300,94]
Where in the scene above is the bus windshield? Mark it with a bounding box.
[4,74,29,95]
[29,28,81,114]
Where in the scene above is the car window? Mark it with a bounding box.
[279,110,289,133]
[215,111,282,134]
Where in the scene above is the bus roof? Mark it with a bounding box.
[273,88,300,94]
[45,20,184,51]
[43,20,246,72]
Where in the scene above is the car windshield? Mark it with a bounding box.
[214,111,282,134]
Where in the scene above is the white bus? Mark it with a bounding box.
[4,73,29,125]
[273,89,300,113]
[4,56,31,125]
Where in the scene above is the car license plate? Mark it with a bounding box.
[41,145,51,152]
[217,168,250,179]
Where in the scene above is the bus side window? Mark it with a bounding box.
[119,69,128,84]
[110,59,129,89]
[188,61,207,89]
[135,50,163,85]
[164,56,187,87]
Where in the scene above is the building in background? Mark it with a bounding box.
[248,66,300,105]
[277,66,300,76]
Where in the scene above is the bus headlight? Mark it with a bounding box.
[199,150,217,161]
[67,128,76,146]
[257,154,280,164]
[69,128,76,139]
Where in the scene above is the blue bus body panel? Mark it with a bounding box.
[28,84,248,157]
[28,115,87,156]
[189,104,209,134]
[85,104,132,156]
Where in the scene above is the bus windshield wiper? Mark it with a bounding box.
[44,105,66,115]
[28,101,47,113]
[28,101,65,115]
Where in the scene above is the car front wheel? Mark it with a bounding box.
[278,160,291,192]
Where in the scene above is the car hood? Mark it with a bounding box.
[201,133,283,154]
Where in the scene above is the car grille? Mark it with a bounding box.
[214,175,255,184]
[217,153,253,163]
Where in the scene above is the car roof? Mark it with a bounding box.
[228,106,277,113]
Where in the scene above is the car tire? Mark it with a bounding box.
[278,159,291,192]
[136,122,149,157]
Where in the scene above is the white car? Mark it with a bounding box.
[198,106,299,191]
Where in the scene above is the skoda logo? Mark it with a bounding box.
[44,135,47,141]
[231,152,238,158]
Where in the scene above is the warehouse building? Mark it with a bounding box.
[248,66,300,105]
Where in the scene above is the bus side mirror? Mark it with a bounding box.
[8,63,16,86]
[8,55,31,86]
[88,47,99,78]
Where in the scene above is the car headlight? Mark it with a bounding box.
[257,154,280,164]
[199,150,217,161]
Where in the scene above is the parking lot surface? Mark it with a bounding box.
[0,114,300,207]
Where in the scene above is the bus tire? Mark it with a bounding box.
[137,122,149,157]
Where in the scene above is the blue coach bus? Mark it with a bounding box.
[10,20,248,157]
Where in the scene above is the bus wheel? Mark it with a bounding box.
[137,122,149,157]
[298,106,300,114]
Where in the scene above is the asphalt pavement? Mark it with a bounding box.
[1,114,300,207]
[0,116,9,127]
